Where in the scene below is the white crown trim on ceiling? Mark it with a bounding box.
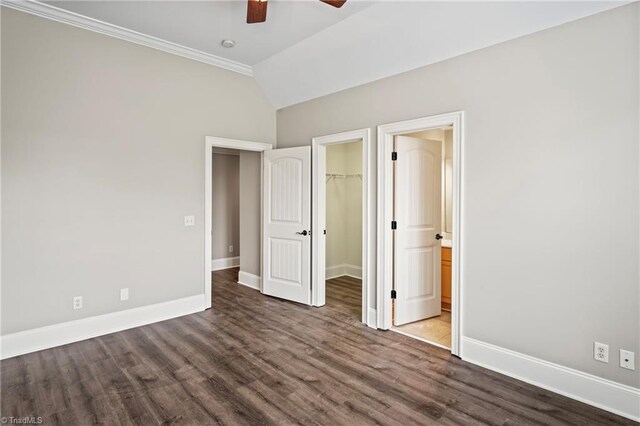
[1,0,254,76]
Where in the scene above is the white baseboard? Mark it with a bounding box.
[325,265,344,280]
[211,256,240,271]
[326,264,362,280]
[0,295,205,360]
[238,271,261,290]
[461,337,640,422]
[344,264,362,279]
[367,308,377,329]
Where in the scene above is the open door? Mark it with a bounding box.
[394,136,442,325]
[262,146,312,305]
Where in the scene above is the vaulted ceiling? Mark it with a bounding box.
[18,1,631,108]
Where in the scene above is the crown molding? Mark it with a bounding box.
[1,0,253,76]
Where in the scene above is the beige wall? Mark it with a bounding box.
[326,144,347,269]
[212,153,240,260]
[277,4,639,387]
[326,141,362,273]
[239,151,261,276]
[344,141,363,268]
[1,8,276,334]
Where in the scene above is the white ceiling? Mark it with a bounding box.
[30,1,630,108]
[255,1,629,108]
[43,0,376,65]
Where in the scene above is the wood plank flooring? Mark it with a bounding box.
[1,268,634,425]
[325,275,362,323]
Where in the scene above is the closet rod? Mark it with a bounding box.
[325,173,362,178]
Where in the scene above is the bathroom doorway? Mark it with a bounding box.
[377,112,463,355]
[391,127,454,349]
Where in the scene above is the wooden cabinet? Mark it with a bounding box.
[441,247,452,311]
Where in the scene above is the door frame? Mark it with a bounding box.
[312,129,375,327]
[204,136,273,309]
[377,111,464,356]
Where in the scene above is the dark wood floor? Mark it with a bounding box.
[1,268,634,425]
[325,275,362,323]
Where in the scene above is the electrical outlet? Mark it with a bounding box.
[184,215,195,226]
[620,349,635,371]
[594,342,609,363]
[120,288,129,301]
[229,245,234,253]
[73,296,83,310]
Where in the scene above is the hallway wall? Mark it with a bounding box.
[211,153,240,260]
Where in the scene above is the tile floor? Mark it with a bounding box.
[393,311,452,348]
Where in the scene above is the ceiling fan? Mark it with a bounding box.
[247,0,347,24]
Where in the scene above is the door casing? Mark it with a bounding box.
[377,112,464,356]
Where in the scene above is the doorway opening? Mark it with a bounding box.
[210,148,241,289]
[312,129,374,327]
[204,137,272,309]
[325,140,362,323]
[391,128,454,349]
[377,112,464,355]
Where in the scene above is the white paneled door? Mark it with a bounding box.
[262,146,312,304]
[394,136,442,326]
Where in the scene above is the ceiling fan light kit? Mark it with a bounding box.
[247,0,347,24]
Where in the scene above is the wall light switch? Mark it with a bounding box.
[184,215,195,227]
[120,288,129,301]
[620,349,635,370]
[229,245,234,253]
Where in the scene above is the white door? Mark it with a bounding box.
[394,136,442,325]
[262,146,312,305]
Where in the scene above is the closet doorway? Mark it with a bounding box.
[312,129,375,327]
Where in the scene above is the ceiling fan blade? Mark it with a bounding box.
[247,0,268,24]
[320,0,347,8]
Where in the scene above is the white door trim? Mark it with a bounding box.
[376,112,464,356]
[205,136,273,309]
[312,129,374,327]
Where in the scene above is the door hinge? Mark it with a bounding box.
[391,289,397,299]
[324,229,327,235]
[391,221,397,230]
[391,151,397,161]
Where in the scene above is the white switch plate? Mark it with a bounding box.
[620,349,635,370]
[73,296,83,310]
[120,288,129,301]
[184,215,195,226]
[229,245,234,253]
[594,342,609,363]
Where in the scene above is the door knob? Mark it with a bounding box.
[435,233,443,240]
[296,230,308,236]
